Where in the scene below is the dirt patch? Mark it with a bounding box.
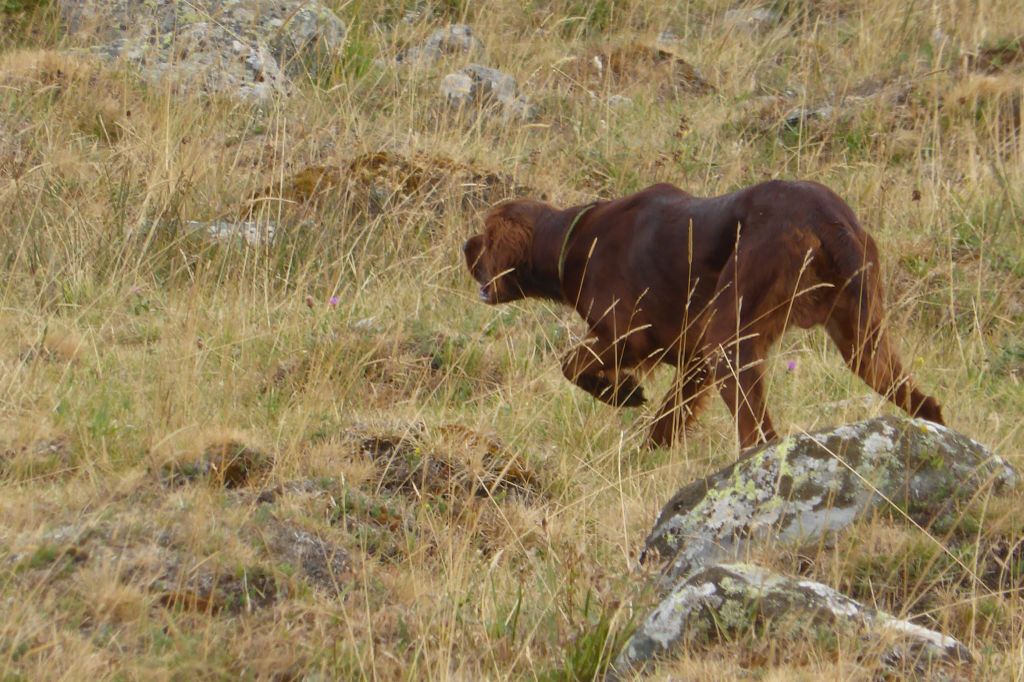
[153,562,278,613]
[265,522,351,595]
[243,150,534,218]
[160,438,273,488]
[330,486,416,561]
[967,36,1024,74]
[357,423,544,503]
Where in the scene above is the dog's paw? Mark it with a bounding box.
[575,373,617,404]
[614,380,646,407]
[573,373,646,407]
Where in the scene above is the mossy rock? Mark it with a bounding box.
[614,563,972,679]
[641,417,1016,585]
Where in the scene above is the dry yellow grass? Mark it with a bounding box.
[0,0,1022,679]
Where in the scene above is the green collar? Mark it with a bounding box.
[557,203,597,285]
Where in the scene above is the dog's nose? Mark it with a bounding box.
[462,240,470,254]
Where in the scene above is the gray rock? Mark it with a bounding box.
[781,79,910,131]
[187,220,278,246]
[57,0,346,100]
[723,7,781,33]
[614,563,972,677]
[783,103,835,128]
[399,24,482,64]
[136,219,277,247]
[440,63,534,121]
[641,417,1016,585]
[440,72,474,101]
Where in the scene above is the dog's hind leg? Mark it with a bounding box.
[699,239,820,448]
[703,317,780,448]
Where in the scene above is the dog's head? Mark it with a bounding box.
[463,200,548,304]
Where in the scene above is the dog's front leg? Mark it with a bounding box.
[648,361,710,448]
[561,337,646,407]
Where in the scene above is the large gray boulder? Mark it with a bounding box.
[642,417,1017,586]
[58,0,346,100]
[614,563,972,678]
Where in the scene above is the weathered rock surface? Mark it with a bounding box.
[355,422,544,503]
[57,0,346,99]
[781,78,911,130]
[641,417,1016,585]
[441,64,534,121]
[614,563,972,678]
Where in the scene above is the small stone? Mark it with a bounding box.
[399,24,483,64]
[440,64,535,121]
[783,103,834,128]
[440,72,475,104]
[181,219,277,246]
[723,7,781,33]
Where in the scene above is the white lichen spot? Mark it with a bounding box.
[645,581,720,649]
[832,424,862,440]
[876,616,960,651]
[797,579,861,618]
[860,431,895,464]
[779,503,861,542]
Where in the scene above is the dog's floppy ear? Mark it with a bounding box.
[485,212,533,275]
[480,204,535,302]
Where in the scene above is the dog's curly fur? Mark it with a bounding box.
[463,181,944,448]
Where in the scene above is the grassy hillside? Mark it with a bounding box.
[1,1,1022,679]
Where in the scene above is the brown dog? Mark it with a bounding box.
[463,181,944,448]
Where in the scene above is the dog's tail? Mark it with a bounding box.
[821,219,944,425]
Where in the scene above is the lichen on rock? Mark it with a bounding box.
[397,24,482,64]
[57,0,347,100]
[440,64,535,121]
[614,563,973,677]
[641,416,1016,585]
